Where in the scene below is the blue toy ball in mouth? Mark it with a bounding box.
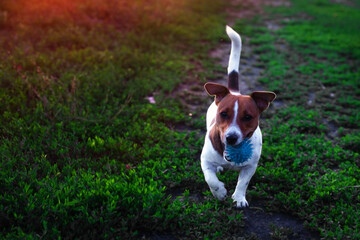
[224,138,253,165]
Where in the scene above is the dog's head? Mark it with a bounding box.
[205,82,276,146]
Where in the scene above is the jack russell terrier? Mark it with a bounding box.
[201,26,276,208]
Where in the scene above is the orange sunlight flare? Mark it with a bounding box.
[4,0,184,28]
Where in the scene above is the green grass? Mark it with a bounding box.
[0,0,229,238]
[1,0,360,239]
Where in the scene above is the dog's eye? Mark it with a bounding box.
[242,114,253,121]
[220,111,228,119]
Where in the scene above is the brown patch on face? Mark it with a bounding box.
[208,91,273,155]
[215,95,260,141]
[236,95,260,139]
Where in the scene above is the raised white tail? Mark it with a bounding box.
[226,25,242,92]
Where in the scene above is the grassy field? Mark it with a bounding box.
[0,0,359,239]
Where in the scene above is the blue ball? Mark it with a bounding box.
[224,138,253,165]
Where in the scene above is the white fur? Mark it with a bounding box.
[226,25,242,75]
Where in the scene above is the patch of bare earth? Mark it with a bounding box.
[207,0,320,239]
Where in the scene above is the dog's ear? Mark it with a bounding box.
[250,91,276,113]
[204,83,230,105]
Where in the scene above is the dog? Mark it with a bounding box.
[201,26,276,208]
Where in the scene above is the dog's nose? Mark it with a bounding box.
[226,134,238,145]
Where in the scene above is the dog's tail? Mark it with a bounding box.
[226,25,242,93]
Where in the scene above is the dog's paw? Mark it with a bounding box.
[210,184,227,201]
[233,199,249,208]
[232,194,249,208]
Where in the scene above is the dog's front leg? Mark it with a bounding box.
[232,164,257,208]
[202,164,227,200]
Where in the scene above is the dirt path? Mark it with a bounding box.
[205,1,319,239]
